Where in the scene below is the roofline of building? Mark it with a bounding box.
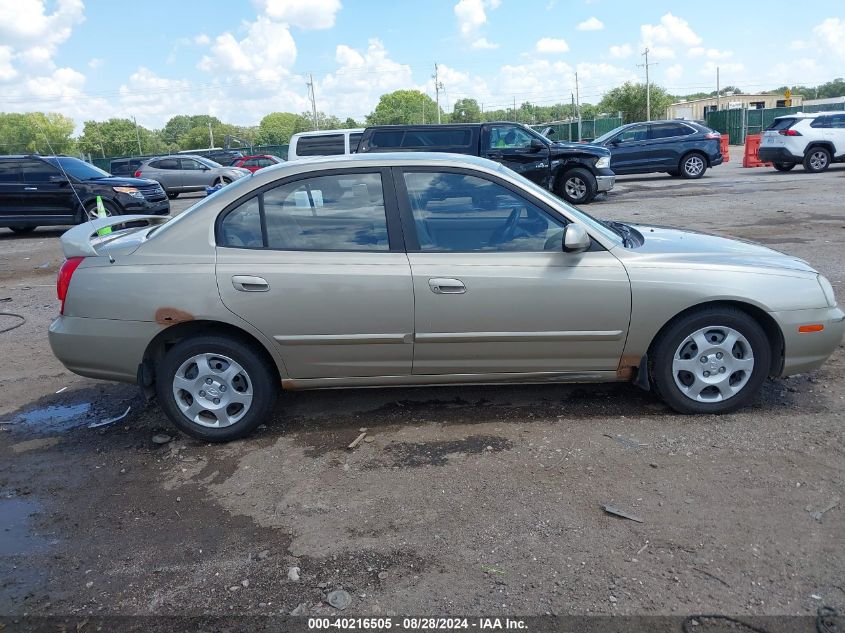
[670,94,802,106]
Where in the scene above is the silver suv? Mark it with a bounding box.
[759,111,845,172]
[136,155,250,199]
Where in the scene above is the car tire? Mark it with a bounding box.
[650,306,771,415]
[215,177,233,187]
[773,162,796,172]
[155,335,278,442]
[679,152,707,179]
[10,226,36,234]
[557,168,597,205]
[667,169,681,177]
[83,198,120,222]
[167,192,179,200]
[803,146,831,173]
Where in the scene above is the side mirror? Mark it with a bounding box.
[49,174,69,184]
[608,138,621,146]
[529,138,545,152]
[563,223,591,253]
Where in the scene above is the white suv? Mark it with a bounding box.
[759,111,845,172]
[288,128,364,161]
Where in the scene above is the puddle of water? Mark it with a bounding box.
[10,402,92,432]
[0,498,48,557]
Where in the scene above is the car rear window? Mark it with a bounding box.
[296,134,345,156]
[349,132,363,153]
[401,129,472,148]
[766,118,797,131]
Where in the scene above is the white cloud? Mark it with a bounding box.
[700,61,743,76]
[193,33,210,45]
[454,0,499,47]
[577,17,604,31]
[0,45,17,82]
[257,0,342,30]
[609,44,632,59]
[472,37,499,49]
[813,17,845,58]
[640,13,702,60]
[649,46,675,60]
[536,38,569,54]
[665,63,683,83]
[198,16,297,77]
[88,57,103,69]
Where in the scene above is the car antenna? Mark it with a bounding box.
[32,118,116,263]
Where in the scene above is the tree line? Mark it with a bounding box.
[1,78,842,158]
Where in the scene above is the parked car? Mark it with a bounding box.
[135,155,251,199]
[356,122,614,204]
[177,148,245,166]
[288,128,364,161]
[592,120,723,179]
[49,153,843,442]
[109,156,147,177]
[232,154,285,173]
[759,111,845,173]
[0,155,168,234]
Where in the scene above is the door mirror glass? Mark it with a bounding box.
[563,223,591,253]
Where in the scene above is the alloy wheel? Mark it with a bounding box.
[809,150,829,171]
[684,155,705,177]
[565,176,587,200]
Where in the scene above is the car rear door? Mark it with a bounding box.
[147,158,182,191]
[394,166,631,376]
[0,159,23,220]
[826,114,845,157]
[605,124,652,173]
[648,122,697,169]
[482,124,551,186]
[215,168,414,380]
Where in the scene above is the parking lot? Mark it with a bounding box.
[1,158,844,618]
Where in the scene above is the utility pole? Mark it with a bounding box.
[716,66,720,113]
[575,72,582,141]
[132,116,143,155]
[306,74,319,130]
[570,93,576,141]
[208,121,214,147]
[638,48,658,121]
[513,97,517,122]
[432,64,444,124]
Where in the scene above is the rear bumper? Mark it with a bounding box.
[773,306,845,376]
[595,174,615,193]
[49,315,161,383]
[710,153,724,167]
[758,147,802,163]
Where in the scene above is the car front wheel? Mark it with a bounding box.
[155,335,278,442]
[557,168,597,205]
[680,153,707,179]
[84,199,119,221]
[650,306,771,414]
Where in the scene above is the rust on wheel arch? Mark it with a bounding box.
[155,308,195,325]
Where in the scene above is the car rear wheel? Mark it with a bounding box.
[803,147,831,173]
[10,226,36,234]
[557,168,597,205]
[650,306,770,414]
[773,162,796,172]
[679,153,707,179]
[155,335,278,442]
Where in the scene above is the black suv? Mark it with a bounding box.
[0,155,169,234]
[357,122,614,204]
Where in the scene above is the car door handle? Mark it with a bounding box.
[232,275,269,292]
[24,187,37,191]
[429,278,466,294]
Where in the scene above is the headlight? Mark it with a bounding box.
[595,156,610,169]
[113,186,144,199]
[817,275,837,307]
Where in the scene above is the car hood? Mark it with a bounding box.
[87,176,161,187]
[625,224,817,274]
[550,141,610,157]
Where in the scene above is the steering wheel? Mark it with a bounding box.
[488,207,522,246]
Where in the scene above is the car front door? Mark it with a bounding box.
[648,122,696,169]
[216,168,414,380]
[19,159,77,218]
[604,124,651,173]
[180,158,210,190]
[394,167,631,376]
[482,124,551,187]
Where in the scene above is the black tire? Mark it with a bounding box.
[215,177,233,187]
[167,192,179,200]
[155,335,278,442]
[773,162,796,172]
[650,306,771,415]
[10,226,36,234]
[679,152,707,179]
[82,199,120,222]
[557,167,597,205]
[667,169,681,177]
[803,146,831,173]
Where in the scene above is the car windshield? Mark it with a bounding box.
[592,127,624,144]
[44,157,111,180]
[495,163,624,246]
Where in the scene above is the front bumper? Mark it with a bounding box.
[121,197,170,216]
[773,306,845,376]
[758,147,802,164]
[49,315,162,383]
[595,174,615,193]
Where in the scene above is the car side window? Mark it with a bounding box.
[180,158,205,170]
[402,171,565,252]
[220,197,263,248]
[488,125,533,150]
[20,159,58,183]
[651,123,693,139]
[615,125,649,143]
[296,134,345,156]
[151,159,178,170]
[830,114,845,129]
[810,117,830,129]
[0,161,20,183]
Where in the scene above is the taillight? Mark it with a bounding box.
[778,129,802,136]
[57,257,84,315]
[133,169,142,177]
[704,132,720,139]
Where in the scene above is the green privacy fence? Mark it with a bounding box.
[530,117,622,142]
[90,144,290,171]
[706,102,845,144]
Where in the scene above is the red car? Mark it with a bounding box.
[232,154,285,173]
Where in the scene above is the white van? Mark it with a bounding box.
[287,128,364,161]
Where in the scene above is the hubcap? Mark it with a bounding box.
[685,156,704,176]
[672,326,754,403]
[86,205,112,220]
[810,151,828,170]
[565,177,586,199]
[172,353,253,428]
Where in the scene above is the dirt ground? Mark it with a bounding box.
[1,158,844,620]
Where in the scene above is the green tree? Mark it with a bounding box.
[343,117,360,128]
[0,112,75,154]
[78,118,161,157]
[598,82,673,123]
[366,90,442,125]
[256,112,310,145]
[451,98,482,123]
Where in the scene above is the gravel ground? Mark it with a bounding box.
[0,157,843,620]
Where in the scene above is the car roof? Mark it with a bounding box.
[273,151,504,172]
[774,111,842,119]
[292,128,364,137]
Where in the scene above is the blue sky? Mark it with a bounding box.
[1,0,843,131]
